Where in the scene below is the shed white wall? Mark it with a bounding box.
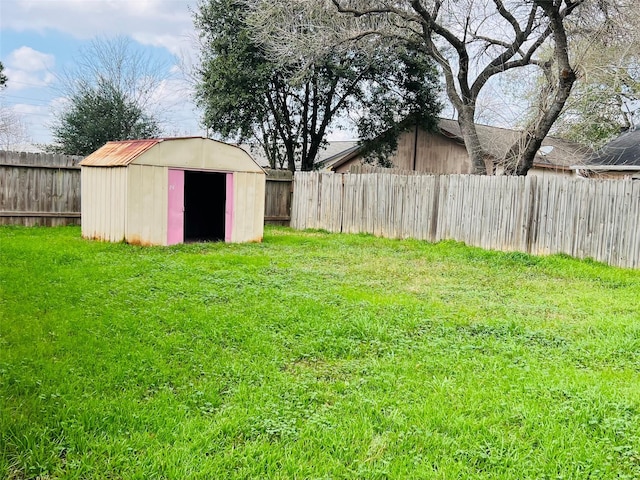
[82,138,265,246]
[123,167,266,245]
[231,171,265,242]
[126,164,169,246]
[81,167,127,242]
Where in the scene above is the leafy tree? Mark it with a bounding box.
[194,0,441,171]
[550,3,640,150]
[553,69,639,150]
[355,46,442,166]
[49,37,165,155]
[0,62,7,89]
[247,0,607,175]
[51,80,160,156]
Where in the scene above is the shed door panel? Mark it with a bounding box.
[167,169,184,245]
[225,173,234,242]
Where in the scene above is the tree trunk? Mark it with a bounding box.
[457,108,487,175]
[503,131,541,175]
[508,0,578,176]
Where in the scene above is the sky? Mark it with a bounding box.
[0,0,212,150]
[0,0,564,153]
[0,0,361,151]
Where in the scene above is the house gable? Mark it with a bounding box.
[327,119,587,176]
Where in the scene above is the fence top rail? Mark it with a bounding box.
[298,169,638,187]
[0,162,81,170]
[0,151,83,168]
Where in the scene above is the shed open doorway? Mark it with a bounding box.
[183,171,227,242]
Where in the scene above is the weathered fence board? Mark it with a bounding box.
[264,169,293,225]
[0,152,83,226]
[1,158,294,227]
[291,172,640,269]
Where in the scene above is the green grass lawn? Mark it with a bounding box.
[1,226,639,479]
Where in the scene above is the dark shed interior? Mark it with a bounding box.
[184,171,226,242]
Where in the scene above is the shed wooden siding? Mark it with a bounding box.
[231,171,265,242]
[81,167,127,242]
[126,165,168,246]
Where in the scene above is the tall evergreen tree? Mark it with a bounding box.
[0,62,7,89]
[51,80,160,156]
[49,37,165,156]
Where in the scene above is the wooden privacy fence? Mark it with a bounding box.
[0,153,293,227]
[0,151,83,226]
[264,169,293,225]
[291,172,640,269]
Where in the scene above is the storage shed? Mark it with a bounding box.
[80,137,265,245]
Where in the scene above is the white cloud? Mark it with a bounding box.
[132,32,194,57]
[146,77,203,136]
[49,96,71,112]
[1,0,203,142]
[2,0,196,58]
[10,102,47,116]
[7,46,55,71]
[4,47,56,90]
[3,69,52,90]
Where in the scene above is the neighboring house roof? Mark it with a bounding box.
[434,118,587,170]
[324,119,589,172]
[578,129,640,171]
[316,143,361,169]
[239,141,359,169]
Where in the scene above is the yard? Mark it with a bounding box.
[1,226,639,479]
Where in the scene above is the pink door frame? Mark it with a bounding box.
[167,169,185,245]
[224,173,234,242]
[167,169,234,244]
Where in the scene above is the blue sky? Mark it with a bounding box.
[0,0,204,149]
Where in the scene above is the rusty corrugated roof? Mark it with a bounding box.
[80,139,163,167]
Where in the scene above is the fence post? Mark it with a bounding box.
[429,174,441,242]
[525,175,538,254]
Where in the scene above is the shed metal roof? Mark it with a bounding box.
[80,137,264,173]
[80,139,162,167]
